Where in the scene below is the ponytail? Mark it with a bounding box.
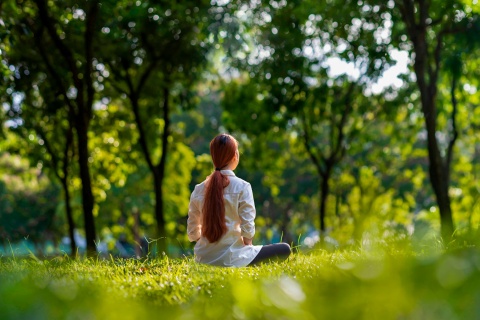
[202,134,237,243]
[202,171,229,242]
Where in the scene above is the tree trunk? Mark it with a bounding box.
[319,167,332,234]
[63,123,77,257]
[424,127,454,237]
[154,87,171,255]
[153,172,167,254]
[79,1,99,256]
[61,177,77,257]
[412,28,455,241]
[128,83,171,255]
[75,119,97,255]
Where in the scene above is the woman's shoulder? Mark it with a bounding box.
[227,175,251,192]
[192,181,207,196]
[231,175,250,185]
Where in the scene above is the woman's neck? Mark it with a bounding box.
[223,164,235,171]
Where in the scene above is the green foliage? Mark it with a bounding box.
[0,151,60,247]
[164,142,196,239]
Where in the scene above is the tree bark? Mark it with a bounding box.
[62,125,77,257]
[399,0,455,240]
[421,87,454,239]
[154,87,171,254]
[319,167,332,233]
[153,172,167,254]
[75,119,97,254]
[60,177,76,256]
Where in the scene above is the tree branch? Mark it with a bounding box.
[34,25,76,116]
[333,82,355,160]
[63,116,74,184]
[445,73,459,184]
[328,112,335,157]
[105,61,130,95]
[120,61,156,171]
[34,0,81,90]
[301,108,325,176]
[430,30,444,93]
[36,125,62,181]
[396,0,417,40]
[110,82,129,97]
[122,63,136,97]
[131,94,156,173]
[136,61,158,94]
[136,31,160,93]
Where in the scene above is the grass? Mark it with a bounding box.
[1,240,480,319]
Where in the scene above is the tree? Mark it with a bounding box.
[1,0,104,254]
[223,0,392,238]
[11,91,77,256]
[389,0,480,240]
[98,0,223,252]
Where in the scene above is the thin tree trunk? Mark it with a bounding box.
[319,177,328,233]
[319,164,333,234]
[36,123,77,257]
[154,87,171,254]
[61,178,76,256]
[423,102,454,239]
[79,0,99,256]
[129,86,171,255]
[414,40,455,241]
[62,124,77,257]
[335,193,340,218]
[153,172,167,254]
[419,70,454,239]
[76,120,97,255]
[397,0,455,240]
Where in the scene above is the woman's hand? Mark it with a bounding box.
[243,237,252,246]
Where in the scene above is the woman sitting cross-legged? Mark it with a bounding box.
[187,133,291,267]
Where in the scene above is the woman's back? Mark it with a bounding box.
[188,169,261,266]
[187,133,291,267]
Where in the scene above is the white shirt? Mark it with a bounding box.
[187,170,262,267]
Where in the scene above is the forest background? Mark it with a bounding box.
[0,0,479,257]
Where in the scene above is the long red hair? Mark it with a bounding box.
[202,134,238,243]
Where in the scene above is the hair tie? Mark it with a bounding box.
[215,168,221,171]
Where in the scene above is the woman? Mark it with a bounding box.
[187,133,291,267]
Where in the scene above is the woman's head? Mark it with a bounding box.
[202,133,238,243]
[210,134,238,170]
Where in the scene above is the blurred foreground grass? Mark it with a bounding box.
[1,241,480,319]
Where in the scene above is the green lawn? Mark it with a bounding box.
[1,242,480,319]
